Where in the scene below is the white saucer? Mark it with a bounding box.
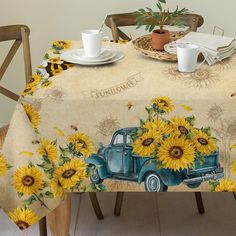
[69,48,117,62]
[60,50,125,66]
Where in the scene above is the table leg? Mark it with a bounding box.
[195,192,205,214]
[39,216,47,236]
[89,193,104,220]
[47,193,71,236]
[114,192,124,216]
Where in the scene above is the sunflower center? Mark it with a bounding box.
[62,169,76,179]
[16,220,29,230]
[22,175,35,187]
[142,138,154,147]
[198,138,208,146]
[178,126,189,135]
[159,100,168,107]
[78,139,87,148]
[169,146,184,159]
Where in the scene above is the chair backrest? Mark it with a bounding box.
[105,13,204,41]
[0,25,32,101]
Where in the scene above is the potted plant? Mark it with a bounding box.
[134,0,189,50]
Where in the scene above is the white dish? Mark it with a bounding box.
[61,50,125,66]
[70,48,117,62]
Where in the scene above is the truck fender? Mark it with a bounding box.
[138,160,183,186]
[86,154,108,179]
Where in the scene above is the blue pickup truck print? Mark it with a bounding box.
[86,128,224,192]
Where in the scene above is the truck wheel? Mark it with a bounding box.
[187,183,201,189]
[145,173,168,192]
[90,167,103,184]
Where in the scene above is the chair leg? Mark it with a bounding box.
[39,216,47,236]
[114,192,124,216]
[195,192,205,214]
[89,193,104,220]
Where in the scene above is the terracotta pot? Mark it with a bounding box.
[151,29,170,51]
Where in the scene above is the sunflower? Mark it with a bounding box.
[37,139,58,163]
[41,80,53,88]
[13,166,44,195]
[50,174,64,198]
[192,130,217,155]
[49,57,63,64]
[23,104,40,129]
[230,159,236,175]
[56,159,87,190]
[28,74,41,86]
[133,130,161,157]
[0,153,8,176]
[22,84,37,96]
[7,207,39,230]
[52,68,63,76]
[171,116,193,136]
[67,132,95,157]
[214,179,236,192]
[52,40,71,50]
[142,119,173,136]
[151,96,174,114]
[158,135,195,171]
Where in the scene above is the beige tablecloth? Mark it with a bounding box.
[0,40,236,230]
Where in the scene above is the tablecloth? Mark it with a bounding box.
[0,39,236,230]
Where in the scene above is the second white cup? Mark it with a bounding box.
[82,29,109,58]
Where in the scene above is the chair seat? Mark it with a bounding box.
[0,125,9,149]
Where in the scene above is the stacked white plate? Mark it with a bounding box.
[61,48,125,66]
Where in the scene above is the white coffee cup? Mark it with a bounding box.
[177,44,207,73]
[81,29,109,58]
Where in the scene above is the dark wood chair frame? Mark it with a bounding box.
[105,13,204,41]
[0,25,104,236]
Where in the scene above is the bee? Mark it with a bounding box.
[71,125,78,131]
[126,102,134,110]
[32,140,40,144]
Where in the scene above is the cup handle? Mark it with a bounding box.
[102,36,110,50]
[197,49,208,68]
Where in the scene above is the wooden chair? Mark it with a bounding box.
[0,25,103,236]
[105,13,205,217]
[105,13,204,40]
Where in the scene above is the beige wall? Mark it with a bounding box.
[0,0,236,124]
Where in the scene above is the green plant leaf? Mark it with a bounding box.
[158,0,166,3]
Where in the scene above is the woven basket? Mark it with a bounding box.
[133,31,188,62]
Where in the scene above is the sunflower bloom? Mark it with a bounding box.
[7,207,39,230]
[52,40,71,50]
[158,135,195,171]
[28,74,41,86]
[23,104,40,129]
[13,166,44,195]
[41,80,53,88]
[142,119,173,136]
[56,159,87,190]
[151,96,174,114]
[37,139,58,163]
[215,179,236,192]
[49,57,63,64]
[50,174,64,198]
[192,130,217,155]
[133,130,161,157]
[0,153,8,176]
[230,159,236,175]
[22,84,37,96]
[171,116,193,136]
[67,132,95,157]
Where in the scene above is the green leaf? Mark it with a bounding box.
[156,2,162,12]
[43,191,54,198]
[17,192,24,198]
[186,116,195,126]
[158,0,166,3]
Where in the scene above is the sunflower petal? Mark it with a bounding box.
[19,152,34,157]
[230,143,236,150]
[54,127,65,137]
[181,105,193,111]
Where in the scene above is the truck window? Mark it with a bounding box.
[126,135,133,146]
[113,134,124,146]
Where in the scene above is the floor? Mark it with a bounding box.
[0,193,236,236]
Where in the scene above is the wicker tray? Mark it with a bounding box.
[133,31,187,62]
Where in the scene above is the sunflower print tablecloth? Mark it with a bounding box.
[0,39,236,230]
